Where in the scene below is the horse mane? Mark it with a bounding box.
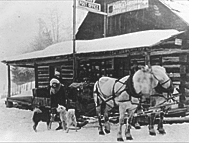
[151,65,167,76]
[141,65,151,72]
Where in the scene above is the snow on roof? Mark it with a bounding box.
[3,29,181,62]
[160,0,189,24]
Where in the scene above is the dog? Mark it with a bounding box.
[32,106,53,132]
[56,104,78,133]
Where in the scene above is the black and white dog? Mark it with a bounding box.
[32,106,53,132]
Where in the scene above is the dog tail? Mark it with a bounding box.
[33,108,42,113]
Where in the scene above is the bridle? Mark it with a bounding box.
[152,72,171,87]
[149,69,173,94]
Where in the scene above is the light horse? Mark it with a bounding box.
[93,65,173,141]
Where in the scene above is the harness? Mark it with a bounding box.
[94,69,176,112]
[94,75,142,108]
[151,72,174,94]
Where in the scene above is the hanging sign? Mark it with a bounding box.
[175,38,182,46]
[84,0,95,3]
[107,0,149,17]
[78,0,101,12]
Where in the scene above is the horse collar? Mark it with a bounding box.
[125,74,142,99]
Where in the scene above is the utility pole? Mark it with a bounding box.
[103,0,107,37]
[73,0,77,81]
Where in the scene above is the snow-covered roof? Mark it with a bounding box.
[2,29,181,63]
[160,0,189,24]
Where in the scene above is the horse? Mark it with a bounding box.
[93,65,174,141]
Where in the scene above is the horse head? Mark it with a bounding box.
[150,65,174,94]
[133,65,174,96]
[133,65,158,96]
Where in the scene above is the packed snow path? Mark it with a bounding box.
[0,99,188,142]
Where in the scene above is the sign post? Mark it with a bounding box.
[73,0,77,81]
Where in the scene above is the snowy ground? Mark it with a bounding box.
[0,98,189,142]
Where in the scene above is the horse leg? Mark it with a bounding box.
[134,104,142,129]
[148,112,156,136]
[104,106,110,134]
[96,106,105,135]
[125,109,134,140]
[157,111,166,134]
[133,115,141,129]
[117,105,126,141]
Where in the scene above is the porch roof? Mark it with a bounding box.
[2,29,182,64]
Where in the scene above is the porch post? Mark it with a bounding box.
[179,31,189,108]
[179,54,188,107]
[6,64,13,107]
[72,0,77,81]
[34,63,38,88]
[7,64,11,98]
[144,48,151,67]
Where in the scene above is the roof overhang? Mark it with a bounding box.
[2,29,185,67]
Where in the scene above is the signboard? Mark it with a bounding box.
[107,0,149,17]
[175,38,182,46]
[84,0,95,3]
[78,0,101,12]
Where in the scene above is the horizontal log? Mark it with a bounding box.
[62,71,74,74]
[163,65,180,68]
[171,77,181,82]
[62,65,73,68]
[62,77,73,80]
[38,85,49,88]
[38,68,49,72]
[63,69,73,72]
[166,68,180,73]
[162,61,180,65]
[150,62,161,66]
[38,78,49,82]
[62,74,73,78]
[38,73,49,77]
[38,81,49,84]
[130,58,145,61]
[169,73,180,77]
[173,81,180,85]
[162,56,179,62]
[38,66,49,69]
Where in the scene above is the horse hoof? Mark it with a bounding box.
[126,136,133,140]
[149,130,156,136]
[158,129,166,134]
[134,125,141,129]
[104,129,110,134]
[117,138,124,141]
[99,131,105,135]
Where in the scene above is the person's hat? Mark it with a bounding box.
[55,71,60,76]
[50,78,60,86]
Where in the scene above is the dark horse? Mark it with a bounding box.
[93,65,174,141]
